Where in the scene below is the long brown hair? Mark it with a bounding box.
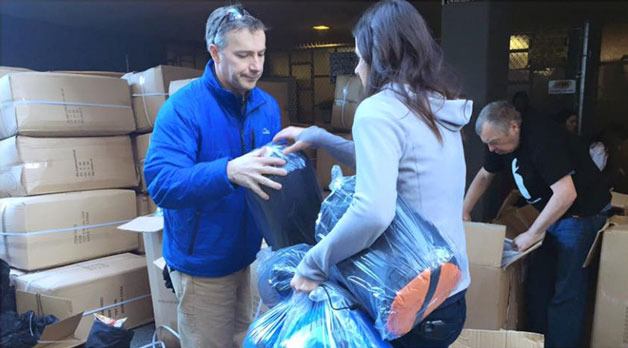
[353,0,461,142]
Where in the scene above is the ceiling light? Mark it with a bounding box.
[313,25,330,31]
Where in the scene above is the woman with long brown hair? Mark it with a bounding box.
[275,1,472,346]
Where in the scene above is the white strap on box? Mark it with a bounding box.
[0,99,132,109]
[0,219,134,237]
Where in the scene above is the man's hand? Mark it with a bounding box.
[273,126,311,154]
[514,229,545,252]
[290,274,321,294]
[227,147,287,200]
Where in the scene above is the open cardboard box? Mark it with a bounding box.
[13,253,153,343]
[117,215,180,348]
[464,222,542,330]
[452,329,544,348]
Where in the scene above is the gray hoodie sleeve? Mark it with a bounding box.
[296,99,405,281]
[298,126,356,168]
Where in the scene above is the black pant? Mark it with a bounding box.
[391,290,466,348]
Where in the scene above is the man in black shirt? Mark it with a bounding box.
[463,101,609,348]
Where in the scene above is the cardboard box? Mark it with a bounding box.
[136,193,157,216]
[169,77,294,128]
[258,79,296,128]
[118,216,180,348]
[452,329,544,348]
[135,193,158,255]
[331,75,364,131]
[0,66,32,79]
[0,136,138,197]
[168,78,196,96]
[0,72,135,139]
[132,133,152,192]
[118,215,263,347]
[14,253,153,342]
[610,191,628,215]
[316,133,354,190]
[53,70,125,78]
[123,65,202,133]
[493,190,539,238]
[0,189,138,271]
[464,222,542,330]
[590,220,628,348]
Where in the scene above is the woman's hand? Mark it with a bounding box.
[273,126,311,154]
[290,274,321,294]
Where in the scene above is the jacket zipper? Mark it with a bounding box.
[187,210,201,255]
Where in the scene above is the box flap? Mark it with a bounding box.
[452,329,544,348]
[501,237,543,269]
[582,219,624,267]
[169,78,197,96]
[465,222,506,267]
[35,312,84,348]
[117,215,163,233]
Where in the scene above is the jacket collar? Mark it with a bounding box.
[201,60,265,118]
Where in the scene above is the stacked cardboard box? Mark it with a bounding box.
[0,72,136,139]
[0,135,137,197]
[123,65,202,133]
[0,71,139,270]
[330,75,364,131]
[133,132,152,193]
[0,189,138,271]
[13,253,153,341]
[0,66,32,79]
[0,69,150,339]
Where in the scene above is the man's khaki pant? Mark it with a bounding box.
[170,267,252,348]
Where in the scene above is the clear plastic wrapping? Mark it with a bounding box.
[256,243,311,308]
[317,167,462,340]
[246,245,391,348]
[246,144,321,250]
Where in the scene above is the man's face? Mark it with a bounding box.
[480,121,521,155]
[565,114,578,134]
[210,29,266,95]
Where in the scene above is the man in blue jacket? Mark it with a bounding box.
[144,5,286,347]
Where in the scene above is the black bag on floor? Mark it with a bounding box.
[1,258,16,313]
[0,310,58,348]
[85,317,134,348]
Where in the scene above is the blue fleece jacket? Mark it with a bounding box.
[144,61,281,277]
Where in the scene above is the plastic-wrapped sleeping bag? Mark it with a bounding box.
[317,167,461,340]
[244,277,391,348]
[246,144,321,250]
[256,244,311,308]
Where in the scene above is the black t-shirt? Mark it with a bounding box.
[484,116,610,217]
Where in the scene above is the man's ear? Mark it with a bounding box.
[209,44,221,63]
[510,120,520,134]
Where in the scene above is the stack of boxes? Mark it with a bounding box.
[0,68,153,341]
[314,74,362,192]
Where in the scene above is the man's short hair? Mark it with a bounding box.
[475,100,522,136]
[205,5,267,51]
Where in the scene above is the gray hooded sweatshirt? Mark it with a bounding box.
[296,86,472,297]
